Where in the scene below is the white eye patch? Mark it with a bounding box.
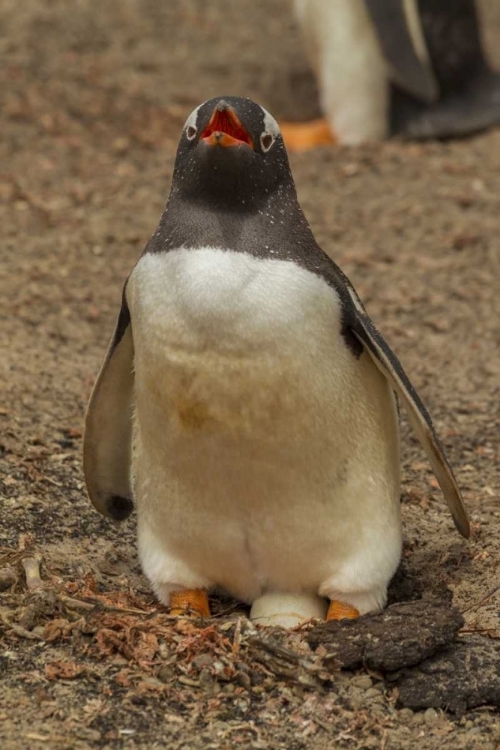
[261,107,281,138]
[259,107,281,151]
[183,103,203,138]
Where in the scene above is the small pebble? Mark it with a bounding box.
[199,669,214,689]
[365,687,383,699]
[192,654,213,669]
[158,643,169,659]
[424,708,439,724]
[0,566,17,591]
[157,666,175,683]
[349,697,364,711]
[350,675,373,690]
[398,708,414,724]
[236,671,252,690]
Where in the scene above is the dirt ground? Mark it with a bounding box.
[1,1,500,748]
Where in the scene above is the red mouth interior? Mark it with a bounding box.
[201,109,253,146]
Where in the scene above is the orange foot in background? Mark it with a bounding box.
[327,600,360,621]
[280,118,336,152]
[170,589,210,617]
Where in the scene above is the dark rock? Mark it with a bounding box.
[0,566,17,592]
[307,600,463,672]
[396,635,500,714]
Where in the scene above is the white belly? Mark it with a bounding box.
[127,247,401,613]
[293,0,389,143]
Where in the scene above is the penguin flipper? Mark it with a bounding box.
[83,292,134,521]
[345,287,470,539]
[364,0,439,102]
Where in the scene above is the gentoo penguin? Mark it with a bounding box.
[83,96,470,627]
[285,0,500,149]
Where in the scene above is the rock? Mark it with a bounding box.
[365,687,383,699]
[350,675,373,689]
[423,707,439,724]
[307,600,463,672]
[192,654,213,669]
[396,635,500,714]
[348,695,364,711]
[0,566,17,591]
[157,665,175,683]
[397,708,414,724]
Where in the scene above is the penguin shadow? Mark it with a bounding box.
[386,550,451,607]
[387,533,477,609]
[208,592,252,620]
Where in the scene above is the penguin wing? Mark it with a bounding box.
[342,281,470,538]
[364,0,439,102]
[83,290,134,521]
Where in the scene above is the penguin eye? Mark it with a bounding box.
[260,133,275,152]
[186,125,197,141]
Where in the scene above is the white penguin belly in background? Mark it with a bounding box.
[128,247,401,623]
[293,0,390,143]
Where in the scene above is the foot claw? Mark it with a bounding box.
[170,589,210,617]
[327,600,360,621]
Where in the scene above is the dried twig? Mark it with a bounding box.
[24,733,68,743]
[461,584,500,614]
[11,623,45,640]
[460,628,500,637]
[59,593,149,616]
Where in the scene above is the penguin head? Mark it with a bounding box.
[170,97,292,207]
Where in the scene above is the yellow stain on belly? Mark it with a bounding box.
[176,395,212,431]
[139,346,322,439]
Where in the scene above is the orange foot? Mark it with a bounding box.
[170,589,210,617]
[327,600,360,621]
[280,118,336,152]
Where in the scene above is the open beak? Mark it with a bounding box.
[201,101,254,149]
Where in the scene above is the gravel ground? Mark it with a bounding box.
[1,1,499,748]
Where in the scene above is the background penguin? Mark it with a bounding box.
[83,96,470,627]
[285,0,500,149]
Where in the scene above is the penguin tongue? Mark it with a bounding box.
[201,107,253,148]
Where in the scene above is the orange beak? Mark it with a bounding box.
[201,104,254,148]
